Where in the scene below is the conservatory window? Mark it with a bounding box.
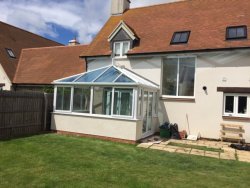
[224,94,249,117]
[56,87,71,111]
[137,89,143,117]
[92,87,112,115]
[73,87,91,113]
[162,57,196,97]
[114,41,130,57]
[113,88,133,116]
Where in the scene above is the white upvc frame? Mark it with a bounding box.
[54,85,73,113]
[161,55,197,99]
[113,41,130,58]
[223,93,250,118]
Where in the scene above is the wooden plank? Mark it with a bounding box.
[220,123,243,129]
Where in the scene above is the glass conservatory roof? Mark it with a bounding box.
[53,65,159,89]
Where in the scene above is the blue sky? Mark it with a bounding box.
[0,0,177,45]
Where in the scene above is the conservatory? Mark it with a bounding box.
[51,65,159,142]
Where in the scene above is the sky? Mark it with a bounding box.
[0,0,179,45]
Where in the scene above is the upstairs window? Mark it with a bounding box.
[6,48,16,58]
[226,26,247,40]
[171,31,190,45]
[114,41,130,57]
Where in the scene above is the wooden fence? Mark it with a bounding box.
[0,91,53,140]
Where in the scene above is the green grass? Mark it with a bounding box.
[168,142,224,153]
[0,134,250,188]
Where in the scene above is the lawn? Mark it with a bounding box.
[0,134,250,188]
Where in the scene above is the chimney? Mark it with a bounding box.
[111,0,130,15]
[68,38,80,46]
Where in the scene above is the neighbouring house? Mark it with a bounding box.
[13,43,88,92]
[0,21,62,91]
[52,0,250,143]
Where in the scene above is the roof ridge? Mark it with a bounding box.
[22,44,89,51]
[0,20,63,46]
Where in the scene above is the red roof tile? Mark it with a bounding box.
[13,45,88,84]
[83,0,250,57]
[0,21,62,81]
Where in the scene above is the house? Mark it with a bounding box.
[0,21,62,91]
[13,43,88,92]
[52,0,250,143]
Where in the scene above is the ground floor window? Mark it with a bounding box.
[92,87,112,115]
[224,94,249,117]
[73,87,90,113]
[56,87,71,111]
[113,88,133,116]
[162,57,196,97]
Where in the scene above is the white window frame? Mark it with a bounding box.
[54,86,73,113]
[161,56,196,99]
[223,93,250,118]
[113,41,130,58]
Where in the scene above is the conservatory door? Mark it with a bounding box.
[142,91,153,137]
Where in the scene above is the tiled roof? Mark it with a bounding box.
[83,0,250,57]
[13,45,88,84]
[0,21,62,81]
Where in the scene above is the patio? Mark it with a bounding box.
[138,138,250,163]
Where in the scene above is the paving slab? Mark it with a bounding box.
[205,151,220,159]
[220,153,236,160]
[150,145,166,151]
[238,157,250,163]
[176,148,191,154]
[137,143,153,148]
[163,147,177,153]
[165,145,181,150]
[190,149,205,156]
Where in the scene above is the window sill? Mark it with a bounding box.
[223,116,250,121]
[160,96,195,102]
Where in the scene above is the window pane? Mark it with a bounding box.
[63,87,71,111]
[238,96,247,114]
[56,87,63,110]
[114,43,121,56]
[115,74,134,83]
[162,58,178,95]
[122,42,129,56]
[56,87,71,111]
[59,75,80,83]
[178,58,195,96]
[138,89,142,117]
[76,67,108,82]
[92,87,112,115]
[225,96,234,113]
[180,33,188,43]
[73,87,90,113]
[113,89,133,116]
[154,92,158,115]
[95,67,121,82]
[237,27,245,38]
[228,28,237,38]
[172,33,181,43]
[142,91,148,133]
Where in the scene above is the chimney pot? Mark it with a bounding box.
[68,39,80,46]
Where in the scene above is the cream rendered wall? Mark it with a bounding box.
[0,64,12,90]
[89,50,250,142]
[51,113,143,141]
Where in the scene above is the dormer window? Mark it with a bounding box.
[114,41,130,57]
[6,48,16,58]
[171,31,191,45]
[108,20,138,58]
[226,26,247,40]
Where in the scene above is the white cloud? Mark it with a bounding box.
[0,0,178,44]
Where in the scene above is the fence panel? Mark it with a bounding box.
[0,91,53,139]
